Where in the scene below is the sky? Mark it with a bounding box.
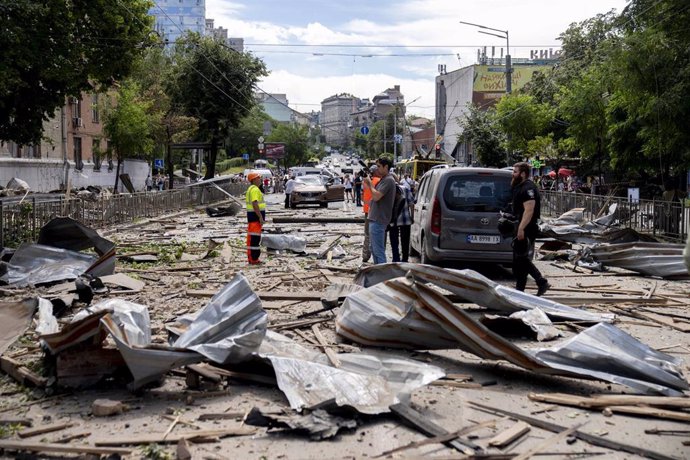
[205,0,630,120]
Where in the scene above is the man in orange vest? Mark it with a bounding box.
[246,172,266,264]
[361,165,380,262]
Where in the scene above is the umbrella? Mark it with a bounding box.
[558,168,574,177]
[547,170,556,178]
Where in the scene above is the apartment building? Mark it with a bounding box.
[150,0,205,44]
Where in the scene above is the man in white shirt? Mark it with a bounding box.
[284,175,296,209]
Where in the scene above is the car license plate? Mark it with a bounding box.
[466,234,500,244]
[302,197,317,201]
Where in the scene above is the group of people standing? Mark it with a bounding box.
[361,157,416,265]
[243,158,552,298]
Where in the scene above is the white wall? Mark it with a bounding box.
[0,158,150,192]
[436,66,475,162]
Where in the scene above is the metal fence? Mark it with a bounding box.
[0,182,247,248]
[541,191,688,243]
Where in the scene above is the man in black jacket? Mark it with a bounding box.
[511,162,550,296]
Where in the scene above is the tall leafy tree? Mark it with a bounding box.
[166,33,268,179]
[266,123,311,167]
[0,0,154,145]
[457,105,506,167]
[495,93,555,157]
[225,106,271,162]
[104,81,153,191]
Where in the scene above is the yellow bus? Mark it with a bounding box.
[395,158,448,181]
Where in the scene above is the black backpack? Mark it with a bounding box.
[390,185,406,225]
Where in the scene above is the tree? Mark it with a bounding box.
[495,94,555,156]
[104,81,153,191]
[225,106,271,162]
[166,33,268,179]
[266,123,311,167]
[457,105,506,167]
[0,0,155,145]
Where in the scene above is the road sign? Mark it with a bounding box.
[532,159,542,169]
[258,136,265,143]
[242,153,249,160]
[258,143,264,150]
[394,134,403,144]
[360,126,369,135]
[154,159,163,169]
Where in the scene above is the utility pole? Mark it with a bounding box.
[393,105,398,165]
[383,119,387,155]
[459,21,511,93]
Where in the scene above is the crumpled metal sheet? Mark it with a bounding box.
[533,322,688,395]
[588,242,689,279]
[261,234,307,253]
[244,407,357,440]
[354,263,613,323]
[0,298,37,355]
[0,243,100,287]
[173,273,267,364]
[336,275,688,396]
[258,330,445,414]
[540,205,658,244]
[482,308,562,342]
[0,218,116,286]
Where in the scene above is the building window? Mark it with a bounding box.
[92,94,100,123]
[92,139,102,171]
[74,137,83,170]
[26,145,41,158]
[71,97,82,118]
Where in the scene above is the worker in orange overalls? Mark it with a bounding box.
[361,165,380,263]
[246,172,266,264]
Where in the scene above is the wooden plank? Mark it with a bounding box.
[0,440,130,456]
[258,291,322,301]
[469,401,677,460]
[529,393,690,409]
[389,403,479,455]
[488,421,531,447]
[94,428,256,446]
[513,422,584,460]
[271,317,330,331]
[0,356,47,387]
[311,325,341,368]
[0,417,32,426]
[606,405,690,423]
[18,422,75,439]
[187,364,222,383]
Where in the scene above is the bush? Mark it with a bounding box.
[217,157,246,171]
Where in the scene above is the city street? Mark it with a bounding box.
[1,193,688,459]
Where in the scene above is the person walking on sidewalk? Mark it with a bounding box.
[511,162,550,296]
[246,172,266,265]
[343,174,354,203]
[363,157,396,264]
[354,172,363,206]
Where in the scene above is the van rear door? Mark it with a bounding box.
[439,171,513,251]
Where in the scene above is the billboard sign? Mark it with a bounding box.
[473,65,552,93]
[265,143,286,159]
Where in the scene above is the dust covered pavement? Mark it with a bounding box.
[0,192,689,459]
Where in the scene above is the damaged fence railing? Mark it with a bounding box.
[542,191,688,243]
[0,182,246,248]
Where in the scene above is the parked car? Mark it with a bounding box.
[290,175,344,208]
[410,167,514,265]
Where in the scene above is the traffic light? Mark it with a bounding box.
[435,144,441,154]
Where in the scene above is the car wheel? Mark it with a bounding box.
[420,235,430,265]
[320,202,328,208]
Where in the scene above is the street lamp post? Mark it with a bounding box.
[459,21,512,93]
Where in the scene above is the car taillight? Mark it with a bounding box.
[430,197,442,235]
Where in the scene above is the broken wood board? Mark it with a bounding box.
[311,324,341,368]
[94,427,256,446]
[469,401,677,460]
[0,356,47,387]
[488,421,531,448]
[99,273,145,292]
[529,393,690,410]
[513,422,584,460]
[0,440,131,456]
[18,422,75,438]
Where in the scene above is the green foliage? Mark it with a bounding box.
[266,123,312,167]
[457,105,506,167]
[0,0,155,145]
[217,157,247,172]
[166,33,268,178]
[140,443,172,460]
[495,93,555,156]
[224,106,271,160]
[104,81,154,162]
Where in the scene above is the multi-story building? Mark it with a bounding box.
[256,93,293,124]
[372,85,405,121]
[436,62,553,165]
[321,94,360,147]
[150,0,205,45]
[0,92,148,192]
[205,19,244,52]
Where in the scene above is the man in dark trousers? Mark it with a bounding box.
[246,172,266,264]
[511,162,550,296]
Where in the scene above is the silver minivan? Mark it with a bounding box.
[410,167,514,264]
